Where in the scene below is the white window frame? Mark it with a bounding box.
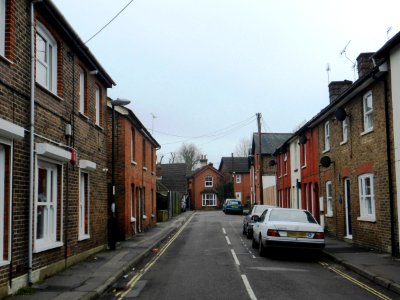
[324,121,330,152]
[236,174,241,184]
[202,193,216,207]
[79,68,85,114]
[79,171,90,240]
[363,91,373,133]
[130,185,136,223]
[131,128,136,163]
[341,118,348,144]
[205,176,213,187]
[35,160,62,252]
[0,144,5,264]
[326,181,333,216]
[358,173,376,221]
[0,0,5,57]
[95,85,100,126]
[35,22,57,94]
[301,143,307,168]
[284,153,288,175]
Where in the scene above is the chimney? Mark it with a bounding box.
[328,80,353,103]
[356,52,375,78]
[156,164,162,178]
[199,155,208,167]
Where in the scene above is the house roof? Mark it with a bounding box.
[218,157,250,173]
[373,30,400,59]
[38,1,115,88]
[158,163,188,193]
[189,164,223,179]
[156,181,169,197]
[252,133,292,155]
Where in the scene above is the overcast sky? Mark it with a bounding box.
[53,0,400,166]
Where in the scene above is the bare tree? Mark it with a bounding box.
[234,137,251,157]
[177,143,201,172]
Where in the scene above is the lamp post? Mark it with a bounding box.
[109,98,131,250]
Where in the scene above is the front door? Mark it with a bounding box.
[235,192,242,203]
[344,178,352,238]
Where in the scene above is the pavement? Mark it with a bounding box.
[8,211,400,299]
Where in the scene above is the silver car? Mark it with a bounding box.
[252,208,325,256]
[242,205,273,239]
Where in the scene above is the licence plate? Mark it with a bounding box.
[287,231,307,238]
[231,205,237,208]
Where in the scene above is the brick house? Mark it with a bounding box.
[218,156,251,205]
[250,133,291,205]
[188,157,223,210]
[107,99,160,239]
[0,0,115,296]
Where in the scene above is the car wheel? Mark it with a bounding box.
[246,230,252,239]
[251,235,257,249]
[258,235,266,257]
[242,226,247,235]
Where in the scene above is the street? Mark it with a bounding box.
[103,211,398,299]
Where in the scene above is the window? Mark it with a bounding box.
[284,153,288,175]
[236,174,241,184]
[142,138,146,168]
[36,22,57,93]
[131,128,135,162]
[301,143,307,168]
[358,173,375,220]
[130,184,135,222]
[79,68,86,114]
[363,91,373,132]
[205,176,213,187]
[79,172,89,239]
[0,144,10,264]
[151,147,154,172]
[202,193,216,206]
[95,85,101,126]
[341,118,348,144]
[326,181,333,216]
[324,121,330,151]
[0,0,5,57]
[35,160,62,250]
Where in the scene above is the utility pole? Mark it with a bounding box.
[257,113,264,204]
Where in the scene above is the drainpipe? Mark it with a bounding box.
[28,0,42,286]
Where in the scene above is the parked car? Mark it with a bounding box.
[243,205,274,239]
[224,199,243,215]
[252,208,325,256]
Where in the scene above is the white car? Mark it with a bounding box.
[252,207,325,256]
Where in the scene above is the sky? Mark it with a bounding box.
[53,0,400,166]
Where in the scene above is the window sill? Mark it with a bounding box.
[131,160,137,166]
[0,260,10,267]
[142,167,148,171]
[131,217,136,222]
[322,148,330,154]
[143,215,147,220]
[95,124,104,131]
[34,241,63,253]
[36,82,63,101]
[301,165,307,169]
[357,216,376,223]
[340,140,348,146]
[79,112,90,120]
[151,171,155,176]
[0,54,14,65]
[361,128,373,136]
[325,213,333,218]
[78,234,90,241]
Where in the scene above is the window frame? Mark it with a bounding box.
[0,143,7,265]
[95,85,101,126]
[326,181,333,216]
[202,193,216,207]
[324,121,330,152]
[301,143,307,168]
[284,153,288,176]
[341,117,348,144]
[35,22,57,94]
[78,171,90,240]
[79,67,86,114]
[131,128,136,163]
[363,91,373,133]
[205,176,213,187]
[236,174,241,184]
[358,173,376,221]
[0,0,5,57]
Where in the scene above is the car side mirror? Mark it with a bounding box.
[252,215,261,222]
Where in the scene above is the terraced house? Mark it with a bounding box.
[0,0,115,296]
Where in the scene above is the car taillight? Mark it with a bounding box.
[267,229,280,237]
[314,232,324,239]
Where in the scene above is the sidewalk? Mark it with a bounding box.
[11,211,195,300]
[9,212,400,299]
[323,236,400,295]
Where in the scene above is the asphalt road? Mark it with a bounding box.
[103,211,398,300]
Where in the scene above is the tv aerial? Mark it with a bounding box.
[340,40,356,81]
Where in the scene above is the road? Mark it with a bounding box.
[102,211,398,299]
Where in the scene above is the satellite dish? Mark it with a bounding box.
[334,107,347,121]
[299,134,307,145]
[269,160,276,166]
[320,156,332,168]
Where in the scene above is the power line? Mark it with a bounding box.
[85,0,134,44]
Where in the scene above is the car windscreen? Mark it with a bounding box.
[268,210,317,224]
[229,200,240,205]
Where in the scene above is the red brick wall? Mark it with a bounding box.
[190,166,222,210]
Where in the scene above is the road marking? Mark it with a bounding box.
[241,274,258,300]
[319,262,392,300]
[115,213,196,299]
[225,236,232,245]
[231,249,240,265]
[222,228,226,235]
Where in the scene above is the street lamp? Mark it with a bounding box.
[109,98,131,250]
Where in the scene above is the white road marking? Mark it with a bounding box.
[222,228,226,235]
[241,274,257,300]
[225,236,231,245]
[231,249,240,265]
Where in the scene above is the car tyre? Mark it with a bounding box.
[258,236,266,257]
[246,230,252,239]
[251,236,257,249]
[242,226,247,235]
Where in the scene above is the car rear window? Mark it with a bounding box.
[269,210,317,224]
[229,200,240,205]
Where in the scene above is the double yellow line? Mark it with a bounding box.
[319,262,392,300]
[116,213,196,299]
